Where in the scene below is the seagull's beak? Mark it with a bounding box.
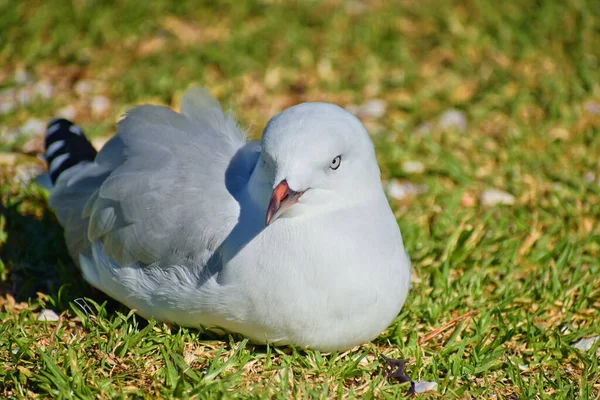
[266,179,305,226]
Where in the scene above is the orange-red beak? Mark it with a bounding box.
[266,180,305,225]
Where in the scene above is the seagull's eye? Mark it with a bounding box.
[330,155,342,170]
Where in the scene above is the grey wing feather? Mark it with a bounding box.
[50,88,252,269]
[182,87,244,147]
[49,161,113,262]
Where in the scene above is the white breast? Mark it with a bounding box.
[217,196,411,351]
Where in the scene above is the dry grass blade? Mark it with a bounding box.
[419,311,478,345]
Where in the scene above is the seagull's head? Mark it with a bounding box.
[258,102,382,225]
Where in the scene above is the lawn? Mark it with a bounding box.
[1,0,599,398]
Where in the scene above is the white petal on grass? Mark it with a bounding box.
[346,99,387,119]
[584,101,600,115]
[20,118,45,136]
[439,109,467,132]
[75,80,94,96]
[91,95,111,117]
[57,105,77,120]
[386,180,428,200]
[37,309,60,321]
[401,161,425,174]
[414,381,438,393]
[572,336,599,351]
[481,188,515,206]
[183,351,197,365]
[583,172,600,188]
[34,80,53,99]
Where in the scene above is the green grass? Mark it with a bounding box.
[1,0,599,398]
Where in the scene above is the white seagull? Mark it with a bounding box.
[44,87,411,351]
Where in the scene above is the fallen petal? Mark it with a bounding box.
[481,188,515,206]
[91,95,111,117]
[37,309,60,322]
[57,105,77,120]
[572,336,598,351]
[414,381,438,393]
[402,161,425,174]
[387,180,428,200]
[439,109,467,132]
[346,99,387,119]
[20,118,46,137]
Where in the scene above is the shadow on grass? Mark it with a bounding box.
[0,182,236,341]
[0,184,121,314]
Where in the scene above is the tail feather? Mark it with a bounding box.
[44,119,97,184]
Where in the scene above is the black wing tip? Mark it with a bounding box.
[45,118,98,184]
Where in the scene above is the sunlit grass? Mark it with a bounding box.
[1,0,599,398]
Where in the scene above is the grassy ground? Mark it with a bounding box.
[1,0,599,398]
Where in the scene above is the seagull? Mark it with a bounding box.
[44,87,411,352]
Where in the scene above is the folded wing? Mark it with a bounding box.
[50,88,253,270]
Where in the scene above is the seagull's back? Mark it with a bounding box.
[50,88,250,265]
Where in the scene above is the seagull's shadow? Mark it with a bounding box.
[0,187,121,313]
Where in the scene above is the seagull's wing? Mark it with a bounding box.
[50,88,256,269]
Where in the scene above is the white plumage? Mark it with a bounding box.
[48,87,411,351]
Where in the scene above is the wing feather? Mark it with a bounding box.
[50,87,255,270]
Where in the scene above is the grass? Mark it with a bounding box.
[1,0,599,398]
